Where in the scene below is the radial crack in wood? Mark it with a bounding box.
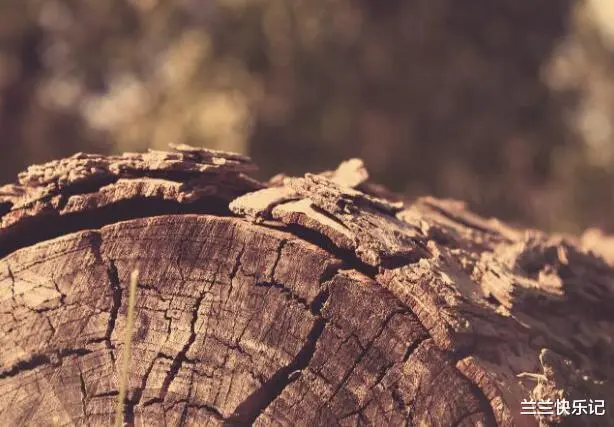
[1,148,613,426]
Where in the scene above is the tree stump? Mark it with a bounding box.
[0,145,612,426]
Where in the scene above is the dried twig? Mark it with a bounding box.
[115,270,139,427]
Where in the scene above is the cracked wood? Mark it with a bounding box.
[1,145,613,427]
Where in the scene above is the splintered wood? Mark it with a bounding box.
[0,145,612,426]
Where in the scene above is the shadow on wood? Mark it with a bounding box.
[0,145,612,426]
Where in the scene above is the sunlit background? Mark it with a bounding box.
[1,0,613,232]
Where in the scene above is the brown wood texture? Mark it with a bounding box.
[0,145,612,426]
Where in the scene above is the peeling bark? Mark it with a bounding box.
[1,145,613,426]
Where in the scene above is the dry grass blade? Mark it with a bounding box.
[114,269,140,427]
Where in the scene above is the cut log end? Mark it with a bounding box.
[0,145,612,426]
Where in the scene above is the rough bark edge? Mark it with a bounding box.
[0,145,263,259]
[0,145,613,426]
[230,162,614,426]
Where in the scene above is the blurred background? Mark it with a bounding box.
[1,0,613,233]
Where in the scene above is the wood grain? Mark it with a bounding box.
[1,146,612,426]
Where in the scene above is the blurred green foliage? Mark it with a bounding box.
[1,0,613,232]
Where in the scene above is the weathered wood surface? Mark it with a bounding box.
[0,145,612,426]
